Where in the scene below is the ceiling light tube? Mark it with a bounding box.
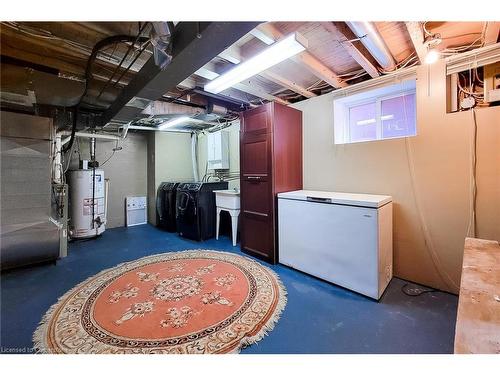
[204,32,307,94]
[159,116,191,130]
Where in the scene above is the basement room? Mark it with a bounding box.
[1,1,499,372]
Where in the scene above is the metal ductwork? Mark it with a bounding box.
[346,22,396,71]
[103,22,259,125]
[142,101,203,116]
[150,22,174,70]
[124,100,230,132]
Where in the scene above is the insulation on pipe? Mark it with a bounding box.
[346,22,396,71]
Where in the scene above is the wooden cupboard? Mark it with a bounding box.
[239,102,302,264]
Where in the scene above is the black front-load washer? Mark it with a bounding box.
[156,182,180,232]
[176,181,228,241]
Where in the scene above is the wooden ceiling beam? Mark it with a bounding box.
[103,22,260,123]
[0,42,133,87]
[194,66,290,105]
[405,22,427,64]
[256,23,347,89]
[217,45,316,98]
[0,28,138,84]
[259,71,316,98]
[484,22,500,45]
[322,22,380,78]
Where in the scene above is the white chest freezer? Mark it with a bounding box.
[278,190,393,300]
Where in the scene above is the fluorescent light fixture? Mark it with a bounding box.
[204,33,307,94]
[425,48,439,64]
[356,118,376,126]
[159,116,191,130]
[380,114,394,121]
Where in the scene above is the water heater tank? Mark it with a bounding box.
[68,169,106,238]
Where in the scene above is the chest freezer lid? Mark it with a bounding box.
[277,190,392,208]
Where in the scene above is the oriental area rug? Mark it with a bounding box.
[33,250,287,354]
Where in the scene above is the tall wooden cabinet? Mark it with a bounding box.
[239,102,302,264]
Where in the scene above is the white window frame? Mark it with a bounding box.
[333,79,417,145]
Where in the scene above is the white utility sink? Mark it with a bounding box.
[214,190,240,210]
[214,190,241,247]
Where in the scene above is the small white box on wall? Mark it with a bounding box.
[207,130,229,169]
[126,196,148,227]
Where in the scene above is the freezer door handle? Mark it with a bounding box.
[306,196,332,204]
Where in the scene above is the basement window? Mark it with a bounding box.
[333,80,416,144]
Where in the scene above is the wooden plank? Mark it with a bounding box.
[178,76,253,105]
[484,22,500,45]
[454,237,500,354]
[257,23,347,89]
[405,22,427,64]
[260,71,316,98]
[217,45,316,98]
[322,22,380,78]
[104,22,259,123]
[0,32,136,85]
[194,66,289,105]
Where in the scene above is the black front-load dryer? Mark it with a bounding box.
[156,182,179,232]
[176,182,228,241]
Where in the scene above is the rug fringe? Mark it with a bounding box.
[32,249,288,354]
[228,266,288,354]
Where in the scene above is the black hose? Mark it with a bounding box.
[63,34,148,153]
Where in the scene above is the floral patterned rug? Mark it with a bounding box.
[33,250,287,354]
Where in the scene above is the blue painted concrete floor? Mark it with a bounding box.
[1,224,458,354]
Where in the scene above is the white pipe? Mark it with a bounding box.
[59,131,122,143]
[346,22,396,71]
[53,134,63,184]
[191,133,200,182]
[104,178,110,225]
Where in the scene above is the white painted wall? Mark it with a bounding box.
[147,131,194,224]
[291,61,500,294]
[145,122,241,225]
[196,120,241,190]
[69,133,148,228]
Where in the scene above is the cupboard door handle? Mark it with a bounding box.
[247,176,261,180]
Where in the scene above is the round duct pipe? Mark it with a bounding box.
[346,22,396,71]
[207,103,228,116]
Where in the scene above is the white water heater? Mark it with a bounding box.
[68,169,107,238]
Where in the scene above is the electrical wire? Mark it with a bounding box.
[95,22,151,101]
[401,77,459,292]
[63,34,144,154]
[100,142,119,166]
[1,22,126,66]
[466,108,478,237]
[401,283,442,297]
[110,39,151,89]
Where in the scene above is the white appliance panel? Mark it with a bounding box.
[279,198,380,298]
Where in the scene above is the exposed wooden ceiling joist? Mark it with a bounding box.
[256,23,347,89]
[259,71,316,98]
[322,22,380,78]
[177,76,251,110]
[405,22,427,64]
[194,66,289,105]
[0,25,139,86]
[217,44,316,98]
[103,22,260,123]
[484,21,500,45]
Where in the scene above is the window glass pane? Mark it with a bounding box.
[348,101,377,142]
[381,93,416,139]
